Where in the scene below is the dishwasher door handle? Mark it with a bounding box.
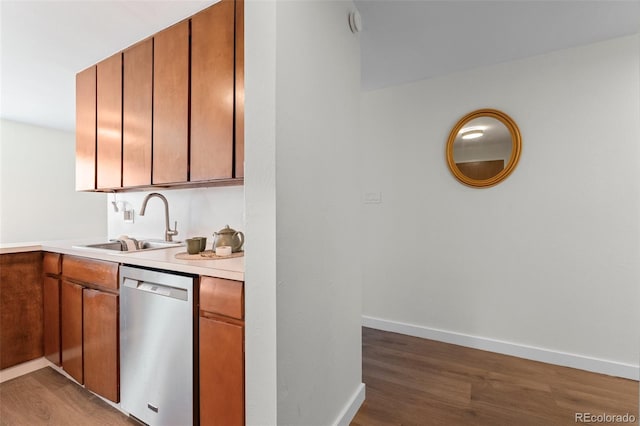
[122,277,188,301]
[123,278,141,289]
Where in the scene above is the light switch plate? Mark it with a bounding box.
[364,192,382,204]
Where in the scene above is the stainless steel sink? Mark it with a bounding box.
[139,240,183,250]
[73,239,183,253]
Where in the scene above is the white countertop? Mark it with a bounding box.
[0,239,244,281]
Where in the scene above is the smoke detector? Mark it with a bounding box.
[349,10,362,34]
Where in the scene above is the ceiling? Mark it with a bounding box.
[355,0,640,91]
[1,0,639,132]
[1,0,215,132]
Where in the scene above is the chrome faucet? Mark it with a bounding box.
[139,193,179,242]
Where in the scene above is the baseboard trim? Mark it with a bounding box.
[333,382,366,426]
[0,357,51,383]
[362,315,639,381]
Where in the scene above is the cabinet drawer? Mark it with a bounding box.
[62,255,119,290]
[200,277,243,320]
[43,252,62,275]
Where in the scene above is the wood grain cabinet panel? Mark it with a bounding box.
[59,256,119,402]
[200,317,244,426]
[43,252,61,275]
[43,276,61,366]
[96,53,123,190]
[190,0,235,182]
[0,252,43,369]
[75,0,243,190]
[62,255,119,291]
[83,289,119,403]
[235,0,244,178]
[123,39,153,187]
[200,277,243,320]
[76,66,97,191]
[153,21,189,184]
[61,280,83,384]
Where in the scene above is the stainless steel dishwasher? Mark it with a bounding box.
[120,265,195,426]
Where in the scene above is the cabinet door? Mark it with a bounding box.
[200,316,244,426]
[235,0,244,178]
[43,276,61,366]
[190,0,234,182]
[61,280,83,384]
[76,66,96,191]
[123,39,153,187]
[97,52,123,189]
[0,252,43,369]
[153,21,189,184]
[83,289,119,402]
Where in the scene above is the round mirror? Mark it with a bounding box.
[446,109,521,188]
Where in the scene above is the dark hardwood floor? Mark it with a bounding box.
[0,367,133,426]
[351,327,639,426]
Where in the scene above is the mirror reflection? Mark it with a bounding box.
[446,109,521,188]
[452,117,512,180]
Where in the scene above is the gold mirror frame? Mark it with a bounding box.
[446,109,522,188]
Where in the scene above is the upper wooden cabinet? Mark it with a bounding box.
[191,0,235,182]
[96,53,123,190]
[153,21,190,185]
[75,66,96,191]
[75,0,244,191]
[235,0,245,179]
[123,39,153,187]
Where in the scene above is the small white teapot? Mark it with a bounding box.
[212,225,244,253]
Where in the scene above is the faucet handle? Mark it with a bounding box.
[165,221,179,242]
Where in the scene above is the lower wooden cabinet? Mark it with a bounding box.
[61,280,84,384]
[5,250,250,421]
[0,252,43,369]
[83,289,119,402]
[200,276,244,426]
[58,256,120,403]
[43,276,61,365]
[200,316,244,426]
[43,252,62,366]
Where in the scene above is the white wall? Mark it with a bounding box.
[0,119,106,243]
[244,0,278,423]
[244,1,363,424]
[106,186,244,245]
[275,1,363,425]
[360,35,640,375]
